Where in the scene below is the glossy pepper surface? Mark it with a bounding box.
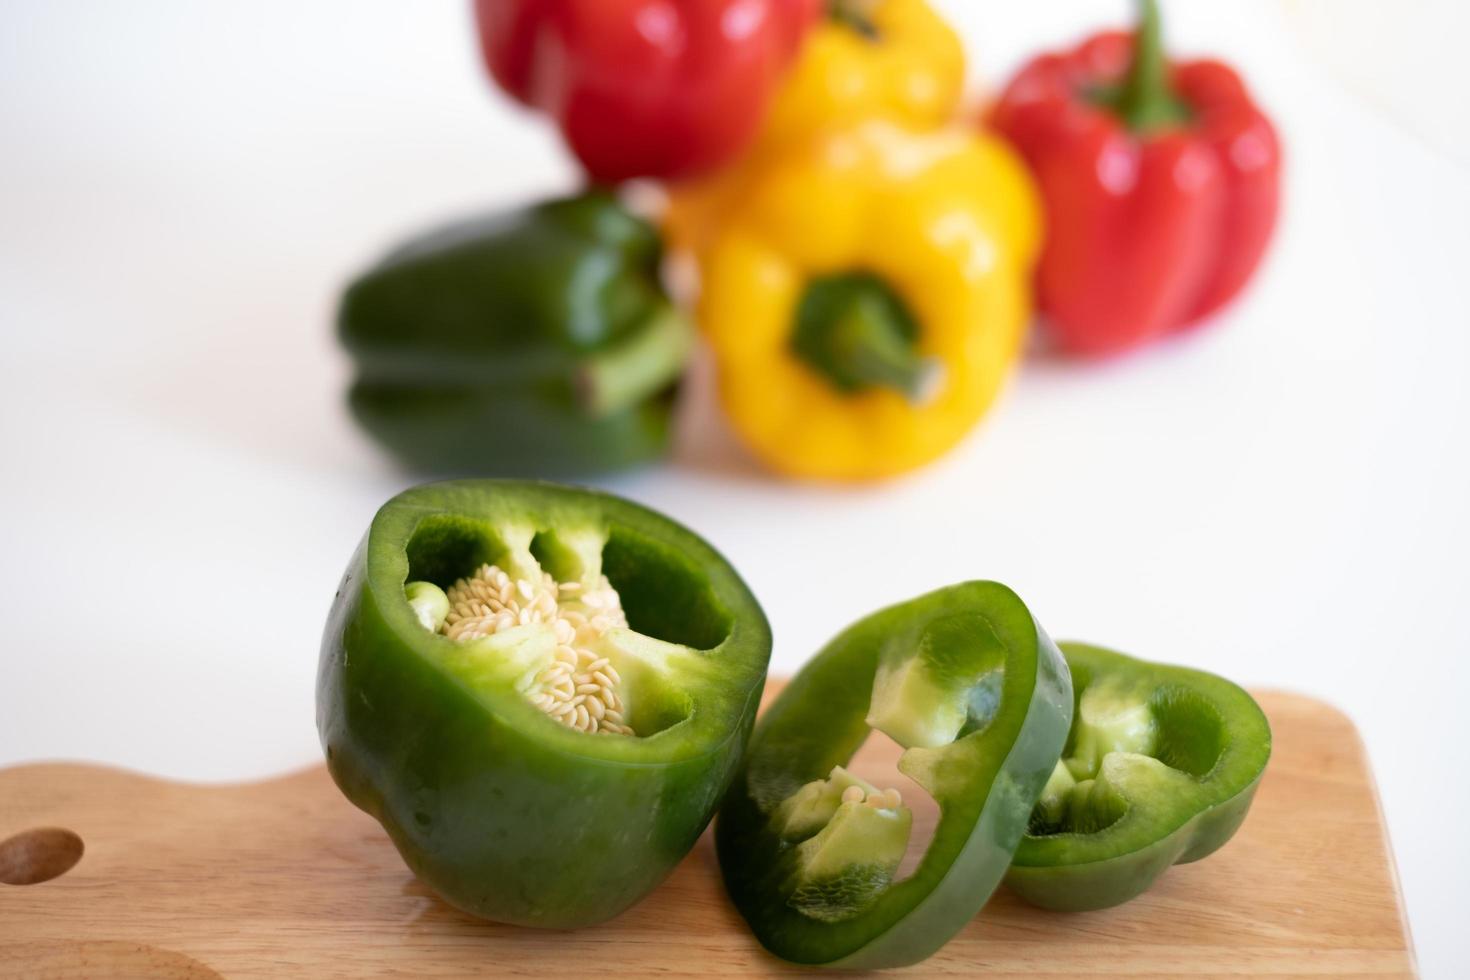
[474,0,819,183]
[766,0,961,143]
[693,121,1040,480]
[990,0,1280,357]
[339,192,692,477]
[318,480,771,927]
[1007,642,1271,911]
[717,582,1073,967]
[666,0,964,255]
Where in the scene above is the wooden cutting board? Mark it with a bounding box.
[0,689,1414,978]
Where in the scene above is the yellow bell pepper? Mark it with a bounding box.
[763,0,964,145]
[696,120,1041,480]
[666,0,964,254]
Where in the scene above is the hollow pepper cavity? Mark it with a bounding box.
[716,582,1073,967]
[474,0,820,183]
[1007,642,1271,910]
[318,480,771,927]
[990,0,1281,357]
[338,192,692,477]
[690,120,1041,480]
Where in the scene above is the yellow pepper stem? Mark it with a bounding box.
[792,273,941,404]
[826,0,881,39]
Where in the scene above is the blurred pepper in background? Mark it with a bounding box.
[990,0,1280,357]
[475,0,820,183]
[764,0,962,143]
[339,0,1287,481]
[339,192,691,476]
[666,0,964,254]
[691,121,1040,480]
[661,0,1036,481]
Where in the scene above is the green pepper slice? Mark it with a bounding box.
[339,192,692,476]
[1006,642,1271,911]
[318,480,770,927]
[716,582,1072,968]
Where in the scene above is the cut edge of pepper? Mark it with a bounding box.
[363,482,772,763]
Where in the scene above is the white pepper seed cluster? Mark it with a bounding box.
[839,784,904,810]
[442,564,635,736]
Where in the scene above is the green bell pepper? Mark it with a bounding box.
[1006,642,1271,911]
[318,480,770,927]
[716,582,1073,968]
[339,192,692,476]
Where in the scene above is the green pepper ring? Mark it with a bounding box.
[716,581,1073,969]
[1006,642,1271,910]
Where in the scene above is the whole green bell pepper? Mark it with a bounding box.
[339,192,692,476]
[715,581,1073,968]
[1006,642,1271,911]
[318,480,770,927]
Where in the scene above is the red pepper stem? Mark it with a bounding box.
[1115,0,1189,131]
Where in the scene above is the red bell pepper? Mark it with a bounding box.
[990,0,1280,357]
[475,0,820,184]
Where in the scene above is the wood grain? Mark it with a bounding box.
[0,690,1414,977]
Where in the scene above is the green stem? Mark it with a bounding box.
[826,0,880,41]
[1114,0,1191,132]
[825,300,935,398]
[575,305,692,418]
[792,274,941,404]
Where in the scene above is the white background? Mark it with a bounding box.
[2,1,1467,974]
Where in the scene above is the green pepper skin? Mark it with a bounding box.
[318,480,770,927]
[339,193,690,477]
[716,582,1073,968]
[1006,643,1271,911]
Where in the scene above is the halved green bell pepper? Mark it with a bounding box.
[716,581,1072,968]
[339,192,692,476]
[1007,642,1271,911]
[317,480,770,927]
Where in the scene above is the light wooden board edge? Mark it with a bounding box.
[0,689,1415,978]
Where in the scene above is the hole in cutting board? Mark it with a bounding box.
[0,827,84,884]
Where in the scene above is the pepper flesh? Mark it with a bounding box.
[474,0,820,182]
[989,0,1281,357]
[1006,642,1271,911]
[338,192,692,477]
[318,480,771,927]
[716,581,1072,967]
[692,121,1041,480]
